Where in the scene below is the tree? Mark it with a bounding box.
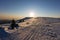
[10,19,16,29]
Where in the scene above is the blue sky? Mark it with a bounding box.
[0,0,60,17]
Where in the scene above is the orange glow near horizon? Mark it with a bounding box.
[0,14,24,20]
[0,14,60,20]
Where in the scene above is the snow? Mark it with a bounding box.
[0,17,60,40]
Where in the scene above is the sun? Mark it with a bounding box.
[29,12,35,17]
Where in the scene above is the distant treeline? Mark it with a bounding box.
[0,20,11,24]
[0,17,32,24]
[16,17,32,23]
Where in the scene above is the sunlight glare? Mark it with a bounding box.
[29,12,35,17]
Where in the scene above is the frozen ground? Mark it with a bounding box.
[0,17,60,40]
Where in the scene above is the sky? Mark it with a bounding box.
[0,0,60,19]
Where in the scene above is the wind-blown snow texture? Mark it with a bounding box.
[0,17,60,40]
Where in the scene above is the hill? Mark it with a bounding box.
[0,17,60,40]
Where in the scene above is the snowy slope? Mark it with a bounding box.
[0,17,60,40]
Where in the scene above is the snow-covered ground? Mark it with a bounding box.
[0,17,60,40]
